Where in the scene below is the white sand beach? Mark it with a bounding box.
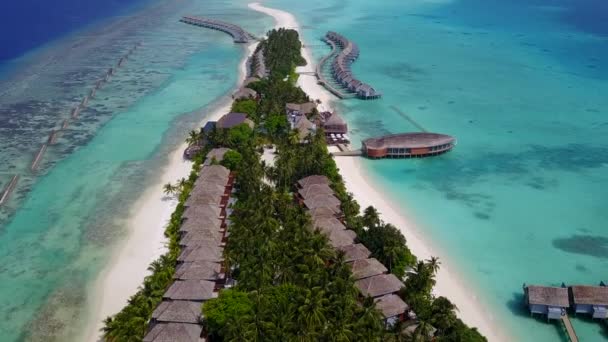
[249,2,506,341]
[84,42,258,341]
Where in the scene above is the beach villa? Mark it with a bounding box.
[216,112,254,129]
[524,285,569,320]
[570,283,608,319]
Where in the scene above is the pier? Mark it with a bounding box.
[315,37,354,99]
[0,175,20,206]
[318,31,381,100]
[31,144,48,172]
[561,314,579,342]
[180,16,256,43]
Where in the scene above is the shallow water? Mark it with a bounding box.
[266,0,608,340]
[0,0,271,340]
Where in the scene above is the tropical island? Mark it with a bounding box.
[101,26,486,342]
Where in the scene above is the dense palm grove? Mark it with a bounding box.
[101,28,486,341]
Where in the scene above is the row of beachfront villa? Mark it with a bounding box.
[179,16,254,44]
[295,175,429,331]
[324,31,381,100]
[143,149,233,342]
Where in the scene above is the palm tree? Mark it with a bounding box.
[185,130,200,146]
[162,183,177,196]
[426,256,441,274]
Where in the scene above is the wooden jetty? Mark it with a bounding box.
[31,144,48,172]
[71,106,80,118]
[0,175,20,206]
[48,130,59,145]
[62,119,70,130]
[323,31,381,100]
[561,314,579,342]
[180,16,256,43]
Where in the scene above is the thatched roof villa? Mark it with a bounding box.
[355,274,404,298]
[175,261,224,281]
[570,284,608,318]
[143,322,204,342]
[338,244,372,262]
[232,87,258,100]
[348,258,388,280]
[217,112,254,129]
[151,300,202,325]
[524,285,569,320]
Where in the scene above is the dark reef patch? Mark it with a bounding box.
[553,235,608,259]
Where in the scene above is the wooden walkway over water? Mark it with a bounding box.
[180,16,256,43]
[314,38,354,99]
[561,314,579,342]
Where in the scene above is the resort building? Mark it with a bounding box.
[232,87,257,100]
[375,294,410,328]
[524,285,569,320]
[286,102,317,117]
[216,112,255,129]
[293,174,410,329]
[204,147,232,165]
[570,284,608,319]
[292,116,316,141]
[322,112,349,144]
[362,132,455,159]
[144,158,235,342]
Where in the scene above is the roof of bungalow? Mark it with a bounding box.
[308,206,338,219]
[182,205,221,220]
[338,243,372,262]
[205,148,232,165]
[526,285,569,307]
[312,216,346,234]
[217,112,254,129]
[298,183,335,199]
[179,232,223,248]
[355,274,403,298]
[178,245,224,263]
[294,116,315,140]
[151,300,202,324]
[374,294,409,318]
[326,229,357,248]
[143,322,204,342]
[190,182,226,197]
[175,261,224,281]
[180,215,222,234]
[297,175,330,188]
[163,280,217,301]
[243,77,260,86]
[184,192,223,207]
[348,258,388,280]
[362,133,455,150]
[570,285,608,306]
[286,102,317,114]
[303,194,341,211]
[324,112,347,127]
[232,87,257,100]
[200,165,230,179]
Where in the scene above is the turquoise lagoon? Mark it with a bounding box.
[0,0,271,340]
[265,0,608,340]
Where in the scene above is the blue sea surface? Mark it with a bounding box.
[265,0,608,340]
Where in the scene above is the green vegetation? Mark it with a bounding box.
[102,151,206,341]
[103,27,485,342]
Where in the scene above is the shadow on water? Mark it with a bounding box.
[506,292,569,342]
[571,315,608,340]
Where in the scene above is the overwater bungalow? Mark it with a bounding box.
[374,294,410,327]
[338,243,372,262]
[524,285,569,320]
[175,261,224,281]
[362,133,455,159]
[217,112,254,129]
[348,258,388,280]
[323,112,349,144]
[151,300,202,325]
[143,322,204,342]
[570,284,608,319]
[355,274,403,298]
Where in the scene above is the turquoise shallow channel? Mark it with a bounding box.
[265,0,608,340]
[0,0,607,341]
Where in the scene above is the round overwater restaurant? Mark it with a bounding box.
[361,133,455,159]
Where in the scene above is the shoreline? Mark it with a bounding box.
[83,41,259,341]
[248,2,507,341]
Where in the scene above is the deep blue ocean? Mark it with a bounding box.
[1,0,607,341]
